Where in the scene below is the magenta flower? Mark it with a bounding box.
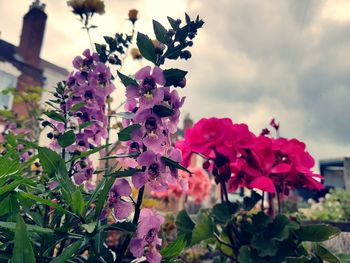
[108,179,133,220]
[130,208,164,263]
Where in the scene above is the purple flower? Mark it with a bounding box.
[160,87,186,133]
[130,208,164,263]
[108,179,133,220]
[132,150,177,192]
[126,66,165,110]
[132,109,168,152]
[73,158,94,185]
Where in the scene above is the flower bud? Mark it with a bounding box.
[128,9,138,23]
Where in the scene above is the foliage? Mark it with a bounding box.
[159,194,342,263]
[299,188,350,222]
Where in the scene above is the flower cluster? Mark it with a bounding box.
[177,118,323,196]
[46,49,115,187]
[108,66,186,262]
[120,66,185,192]
[152,167,212,204]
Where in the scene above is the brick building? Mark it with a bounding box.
[0,0,68,117]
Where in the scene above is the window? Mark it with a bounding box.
[0,69,17,109]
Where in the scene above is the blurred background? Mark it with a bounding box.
[1,0,350,168]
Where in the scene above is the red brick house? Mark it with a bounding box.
[0,0,68,117]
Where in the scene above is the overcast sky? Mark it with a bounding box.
[1,0,350,166]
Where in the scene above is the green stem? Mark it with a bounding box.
[115,186,145,262]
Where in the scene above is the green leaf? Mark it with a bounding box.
[211,202,239,225]
[136,32,156,63]
[11,215,35,263]
[153,105,173,118]
[161,156,192,174]
[117,71,138,87]
[93,175,115,221]
[0,179,31,196]
[50,240,83,263]
[0,220,54,234]
[163,68,187,87]
[70,102,86,112]
[176,210,195,234]
[100,152,139,160]
[243,191,262,211]
[105,168,140,178]
[314,244,340,263]
[153,20,170,44]
[71,189,85,216]
[102,222,137,233]
[38,147,75,194]
[297,224,340,242]
[237,246,255,263]
[18,192,67,213]
[191,211,214,244]
[175,25,189,42]
[79,121,95,130]
[44,111,66,123]
[57,130,76,148]
[161,234,186,259]
[118,124,141,141]
[286,256,318,263]
[0,148,20,177]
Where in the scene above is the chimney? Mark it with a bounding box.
[17,0,47,68]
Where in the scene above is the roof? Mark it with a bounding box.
[0,39,68,77]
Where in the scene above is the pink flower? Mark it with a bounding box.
[130,208,164,263]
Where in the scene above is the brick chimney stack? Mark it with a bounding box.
[17,0,47,68]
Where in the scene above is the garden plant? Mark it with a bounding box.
[0,7,345,263]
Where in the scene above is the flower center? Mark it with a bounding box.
[145,228,157,243]
[145,117,157,132]
[148,163,160,179]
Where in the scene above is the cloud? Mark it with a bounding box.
[1,0,350,163]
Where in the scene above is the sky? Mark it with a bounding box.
[1,0,350,166]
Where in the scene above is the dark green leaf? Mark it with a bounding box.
[70,102,86,112]
[161,156,192,174]
[93,175,115,221]
[167,16,180,30]
[0,220,54,234]
[118,124,141,141]
[38,147,75,194]
[44,111,65,123]
[211,202,239,225]
[243,191,262,211]
[175,25,189,42]
[153,20,170,44]
[176,210,195,232]
[163,68,187,86]
[11,215,35,263]
[297,224,340,242]
[136,32,156,63]
[117,71,138,87]
[18,192,67,213]
[153,105,173,118]
[105,168,140,178]
[58,130,76,148]
[102,222,137,233]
